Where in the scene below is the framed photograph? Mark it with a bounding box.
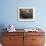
[17,7,35,21]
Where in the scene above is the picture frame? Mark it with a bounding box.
[17,7,35,21]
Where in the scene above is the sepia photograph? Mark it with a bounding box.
[18,7,35,21]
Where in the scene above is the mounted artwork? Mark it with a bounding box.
[17,7,35,21]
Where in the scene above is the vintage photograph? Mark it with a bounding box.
[18,7,35,21]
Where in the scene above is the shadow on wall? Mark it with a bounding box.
[0,24,7,43]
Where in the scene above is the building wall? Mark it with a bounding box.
[0,0,46,29]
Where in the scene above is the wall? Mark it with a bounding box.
[0,0,46,43]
